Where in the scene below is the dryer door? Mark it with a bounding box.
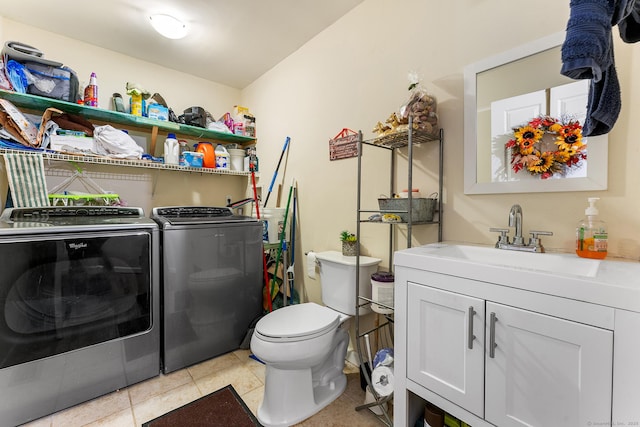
[0,230,153,368]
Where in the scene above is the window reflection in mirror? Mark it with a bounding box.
[476,46,575,183]
[464,33,608,194]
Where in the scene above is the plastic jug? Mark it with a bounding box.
[215,144,230,169]
[195,142,215,168]
[164,133,179,165]
[130,93,142,116]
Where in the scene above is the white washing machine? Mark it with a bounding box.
[0,206,160,427]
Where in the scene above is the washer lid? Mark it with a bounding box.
[255,303,340,342]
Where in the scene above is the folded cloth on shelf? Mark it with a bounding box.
[2,152,49,207]
[93,124,143,159]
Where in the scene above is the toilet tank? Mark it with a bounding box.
[315,251,381,316]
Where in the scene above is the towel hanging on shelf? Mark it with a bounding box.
[2,152,49,207]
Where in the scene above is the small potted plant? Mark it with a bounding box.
[340,230,358,256]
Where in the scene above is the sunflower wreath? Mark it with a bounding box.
[505,115,587,179]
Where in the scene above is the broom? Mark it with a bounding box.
[251,164,272,313]
[267,178,295,303]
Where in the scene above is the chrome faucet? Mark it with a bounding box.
[490,204,553,253]
[509,204,524,246]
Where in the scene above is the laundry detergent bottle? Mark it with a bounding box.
[576,197,608,259]
[164,133,180,165]
[215,144,229,169]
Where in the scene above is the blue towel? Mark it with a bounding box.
[561,0,618,136]
[561,0,639,136]
[619,0,640,41]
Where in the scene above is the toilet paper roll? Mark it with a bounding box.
[307,251,317,279]
[371,365,394,397]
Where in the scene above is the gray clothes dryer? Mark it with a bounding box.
[152,206,263,373]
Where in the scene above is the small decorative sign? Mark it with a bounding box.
[329,128,359,161]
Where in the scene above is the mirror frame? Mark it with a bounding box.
[463,32,608,194]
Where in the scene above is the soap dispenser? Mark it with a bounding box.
[576,197,608,259]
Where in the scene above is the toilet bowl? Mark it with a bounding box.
[252,303,349,426]
[251,251,381,426]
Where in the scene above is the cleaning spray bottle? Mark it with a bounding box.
[576,197,608,259]
[83,72,98,107]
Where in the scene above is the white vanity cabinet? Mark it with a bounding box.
[394,244,640,427]
[484,302,612,427]
[407,285,485,418]
[406,282,612,427]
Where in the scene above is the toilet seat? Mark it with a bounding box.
[255,303,340,343]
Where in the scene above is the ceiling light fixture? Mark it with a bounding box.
[149,14,187,39]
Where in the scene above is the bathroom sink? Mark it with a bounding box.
[429,243,601,278]
[395,243,640,313]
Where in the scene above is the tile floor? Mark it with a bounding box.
[20,349,389,427]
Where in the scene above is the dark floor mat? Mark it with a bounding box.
[141,384,261,426]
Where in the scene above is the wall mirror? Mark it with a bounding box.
[463,32,608,194]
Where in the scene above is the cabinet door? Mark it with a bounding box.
[407,283,485,417]
[485,302,613,427]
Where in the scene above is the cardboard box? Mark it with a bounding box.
[147,104,169,121]
[0,99,62,147]
[49,134,96,153]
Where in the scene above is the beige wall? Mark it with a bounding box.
[243,0,640,303]
[2,0,640,307]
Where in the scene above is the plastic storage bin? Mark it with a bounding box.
[181,151,204,168]
[371,271,394,314]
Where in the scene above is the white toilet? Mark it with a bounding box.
[250,250,381,427]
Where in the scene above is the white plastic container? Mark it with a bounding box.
[164,133,179,165]
[261,208,287,243]
[370,271,394,314]
[180,151,203,168]
[228,148,245,171]
[214,144,229,169]
[399,188,421,198]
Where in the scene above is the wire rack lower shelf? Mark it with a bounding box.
[355,296,394,426]
[0,148,253,176]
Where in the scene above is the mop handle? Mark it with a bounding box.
[251,170,261,219]
[268,179,295,300]
[263,136,290,208]
[252,168,272,312]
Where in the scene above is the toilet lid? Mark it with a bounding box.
[255,302,340,343]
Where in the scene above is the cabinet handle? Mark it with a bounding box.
[489,312,498,358]
[467,306,476,349]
